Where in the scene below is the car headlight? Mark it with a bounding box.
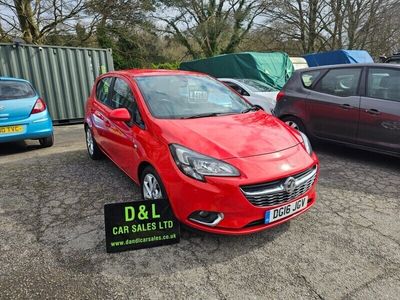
[299,132,313,155]
[169,144,240,181]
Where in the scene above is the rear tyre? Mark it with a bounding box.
[85,125,103,160]
[39,134,54,147]
[140,166,167,201]
[282,116,306,133]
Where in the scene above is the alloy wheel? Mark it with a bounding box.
[86,128,94,156]
[285,120,300,130]
[143,174,163,200]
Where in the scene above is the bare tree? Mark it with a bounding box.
[264,0,331,53]
[155,0,268,58]
[355,0,400,56]
[261,0,400,56]
[0,0,88,44]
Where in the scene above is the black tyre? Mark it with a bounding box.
[85,125,103,160]
[39,134,54,147]
[140,166,167,201]
[281,116,306,133]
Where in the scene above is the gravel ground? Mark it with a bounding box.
[0,124,399,300]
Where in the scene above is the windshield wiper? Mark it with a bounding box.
[241,106,260,114]
[181,112,233,119]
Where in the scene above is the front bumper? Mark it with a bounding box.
[0,111,53,143]
[159,145,319,235]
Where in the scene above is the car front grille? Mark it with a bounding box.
[240,165,317,207]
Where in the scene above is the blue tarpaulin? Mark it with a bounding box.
[304,50,374,67]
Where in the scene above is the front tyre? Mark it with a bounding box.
[39,134,54,147]
[85,125,103,160]
[140,166,167,200]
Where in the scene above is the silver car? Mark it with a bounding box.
[219,78,279,113]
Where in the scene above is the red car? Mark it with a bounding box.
[85,69,319,235]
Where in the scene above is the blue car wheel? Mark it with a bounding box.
[39,134,54,147]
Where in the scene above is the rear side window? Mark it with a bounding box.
[315,68,361,97]
[367,68,400,101]
[96,77,113,104]
[0,81,36,100]
[301,71,321,88]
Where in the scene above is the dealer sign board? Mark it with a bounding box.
[104,199,180,253]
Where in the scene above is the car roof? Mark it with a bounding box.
[218,78,242,83]
[218,78,258,86]
[386,55,400,60]
[104,69,207,78]
[297,63,400,72]
[0,76,30,83]
[218,78,251,89]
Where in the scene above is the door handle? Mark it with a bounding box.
[365,109,380,115]
[339,104,351,109]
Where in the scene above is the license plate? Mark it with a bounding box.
[265,196,308,224]
[0,125,24,135]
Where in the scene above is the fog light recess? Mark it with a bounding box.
[189,211,224,227]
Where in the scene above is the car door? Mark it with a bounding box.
[107,76,144,177]
[306,67,362,143]
[357,67,400,154]
[91,77,114,148]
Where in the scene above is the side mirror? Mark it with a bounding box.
[109,108,131,122]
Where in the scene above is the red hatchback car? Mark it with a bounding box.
[84,69,319,235]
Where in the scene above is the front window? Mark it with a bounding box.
[315,68,361,97]
[110,78,143,126]
[236,79,278,92]
[135,75,252,119]
[0,81,36,100]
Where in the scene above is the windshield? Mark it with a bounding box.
[236,79,278,92]
[0,81,36,100]
[135,75,252,119]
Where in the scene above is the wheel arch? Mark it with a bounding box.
[279,114,302,121]
[280,114,309,134]
[137,161,154,183]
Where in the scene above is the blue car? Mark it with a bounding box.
[0,77,54,147]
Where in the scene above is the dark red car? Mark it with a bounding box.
[84,69,319,234]
[275,64,400,157]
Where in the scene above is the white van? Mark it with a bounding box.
[289,57,309,70]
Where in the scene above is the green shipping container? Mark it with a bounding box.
[180,52,294,90]
[0,43,114,123]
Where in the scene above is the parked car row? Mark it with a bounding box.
[4,55,399,237]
